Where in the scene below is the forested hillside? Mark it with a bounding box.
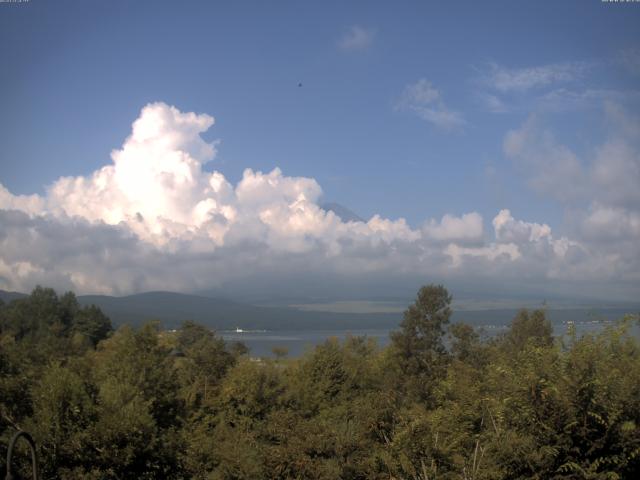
[1,286,639,479]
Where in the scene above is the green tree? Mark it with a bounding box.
[175,321,235,409]
[504,309,553,352]
[71,304,112,346]
[88,323,183,478]
[390,284,452,403]
[27,362,96,477]
[449,322,486,367]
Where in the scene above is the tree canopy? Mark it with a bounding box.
[1,285,639,479]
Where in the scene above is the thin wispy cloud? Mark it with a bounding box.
[503,103,640,286]
[396,79,465,129]
[538,88,640,112]
[473,57,640,114]
[338,25,375,52]
[503,115,587,202]
[482,61,590,92]
[617,47,640,76]
[477,92,509,113]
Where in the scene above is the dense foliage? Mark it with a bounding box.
[1,285,639,479]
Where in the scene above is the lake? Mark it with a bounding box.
[220,328,392,358]
[219,316,638,358]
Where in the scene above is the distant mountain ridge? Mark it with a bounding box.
[0,289,400,331]
[2,288,637,334]
[0,290,27,303]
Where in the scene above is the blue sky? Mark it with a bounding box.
[1,0,639,301]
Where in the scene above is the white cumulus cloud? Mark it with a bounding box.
[0,102,636,301]
[493,209,551,244]
[423,213,483,244]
